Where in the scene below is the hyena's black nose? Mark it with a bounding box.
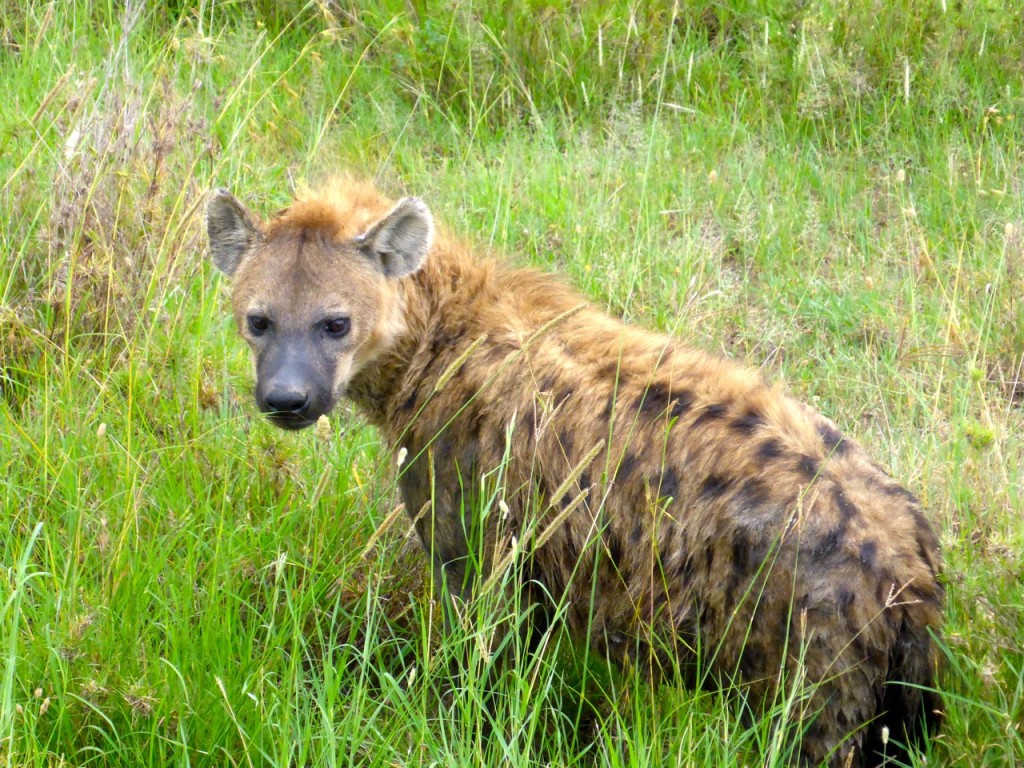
[264,388,311,416]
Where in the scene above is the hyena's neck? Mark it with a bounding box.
[345,237,497,435]
[347,233,631,451]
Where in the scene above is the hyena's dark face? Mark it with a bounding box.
[205,190,433,430]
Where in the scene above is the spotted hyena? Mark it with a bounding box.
[206,176,943,766]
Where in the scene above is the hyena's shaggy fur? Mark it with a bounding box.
[207,177,944,767]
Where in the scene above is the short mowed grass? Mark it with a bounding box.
[1,1,1022,765]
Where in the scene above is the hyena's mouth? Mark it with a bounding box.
[265,411,317,431]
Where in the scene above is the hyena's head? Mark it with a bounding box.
[205,188,433,430]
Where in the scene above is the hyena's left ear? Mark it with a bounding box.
[206,189,263,277]
[357,197,434,277]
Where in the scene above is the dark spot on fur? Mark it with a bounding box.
[846,628,871,660]
[430,328,465,357]
[616,453,639,482]
[730,408,765,435]
[699,473,731,501]
[563,532,580,565]
[692,402,728,428]
[630,522,644,545]
[658,467,680,502]
[739,645,766,680]
[705,545,716,571]
[915,534,933,571]
[797,454,821,480]
[606,532,624,569]
[902,486,922,506]
[832,487,858,522]
[811,527,843,560]
[555,388,574,409]
[859,540,878,568]
[817,422,850,456]
[908,502,933,537]
[638,382,673,416]
[730,533,751,577]
[598,361,629,383]
[756,439,783,462]
[557,429,574,456]
[903,580,938,604]
[868,467,911,500]
[539,373,557,392]
[559,482,589,510]
[464,408,483,442]
[669,389,695,420]
[522,419,535,449]
[400,385,420,412]
[485,341,517,363]
[631,393,650,415]
[602,390,617,419]
[434,435,455,462]
[836,588,855,612]
[882,481,919,506]
[578,472,592,494]
[875,571,897,604]
[921,583,943,607]
[735,478,770,511]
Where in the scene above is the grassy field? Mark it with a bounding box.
[1,1,1022,765]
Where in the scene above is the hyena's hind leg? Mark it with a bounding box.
[789,602,940,768]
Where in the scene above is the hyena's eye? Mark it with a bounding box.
[247,313,271,336]
[324,317,351,339]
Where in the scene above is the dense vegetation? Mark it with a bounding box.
[1,1,1022,765]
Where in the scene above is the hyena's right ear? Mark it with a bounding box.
[206,189,262,277]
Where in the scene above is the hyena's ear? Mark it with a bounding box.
[206,189,262,277]
[357,197,434,277]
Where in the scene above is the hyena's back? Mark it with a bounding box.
[382,292,943,767]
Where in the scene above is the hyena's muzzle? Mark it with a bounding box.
[253,334,337,430]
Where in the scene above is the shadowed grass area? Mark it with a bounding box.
[1,1,1022,765]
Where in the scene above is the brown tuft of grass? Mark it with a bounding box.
[44,70,209,343]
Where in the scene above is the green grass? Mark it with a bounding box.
[1,1,1022,765]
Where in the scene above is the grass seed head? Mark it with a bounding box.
[315,414,331,441]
